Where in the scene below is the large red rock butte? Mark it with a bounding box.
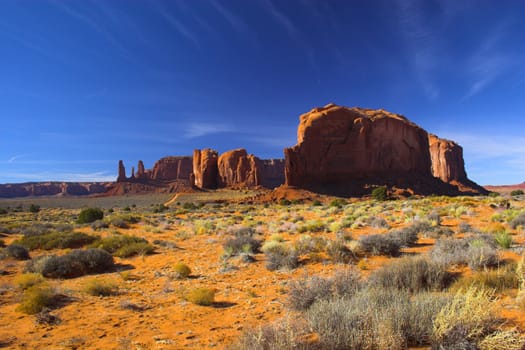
[284,103,486,195]
[192,149,219,189]
[116,157,193,184]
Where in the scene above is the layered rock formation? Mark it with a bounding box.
[192,148,285,189]
[0,182,112,198]
[284,103,486,195]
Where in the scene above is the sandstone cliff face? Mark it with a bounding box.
[285,104,432,187]
[428,134,467,183]
[192,148,285,189]
[217,149,259,188]
[192,149,219,189]
[284,103,485,195]
[151,157,193,181]
[117,160,127,182]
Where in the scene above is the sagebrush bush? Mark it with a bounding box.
[223,235,261,255]
[15,231,97,250]
[26,248,114,278]
[231,317,305,350]
[77,208,104,224]
[430,237,499,270]
[262,242,299,271]
[186,287,215,306]
[369,256,453,293]
[288,276,333,311]
[510,189,524,196]
[358,233,401,257]
[91,220,109,231]
[20,223,53,236]
[16,284,57,315]
[4,244,30,260]
[173,262,191,279]
[510,213,525,229]
[326,240,355,263]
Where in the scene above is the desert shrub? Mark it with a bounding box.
[16,284,57,315]
[450,267,519,293]
[288,276,333,311]
[262,242,299,271]
[279,199,292,206]
[307,287,450,349]
[358,233,401,256]
[110,217,129,229]
[369,256,453,293]
[326,240,355,263]
[54,223,74,233]
[369,216,390,229]
[298,220,326,233]
[91,220,109,230]
[427,210,441,226]
[91,235,154,257]
[35,308,61,326]
[510,189,524,196]
[510,213,525,229]
[329,198,346,208]
[371,186,387,201]
[186,287,215,306]
[223,236,261,255]
[29,204,40,213]
[4,244,30,260]
[332,268,363,298]
[430,237,499,270]
[83,278,117,296]
[458,222,474,233]
[20,223,54,236]
[173,263,191,279]
[14,273,44,290]
[389,226,420,247]
[494,231,512,249]
[294,235,327,255]
[15,231,97,250]
[77,207,104,224]
[483,222,506,234]
[232,317,305,350]
[0,208,7,215]
[432,287,507,348]
[26,248,114,278]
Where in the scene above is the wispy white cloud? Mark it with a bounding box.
[154,3,201,48]
[395,0,441,100]
[183,122,235,139]
[7,154,30,163]
[210,0,249,34]
[463,22,514,99]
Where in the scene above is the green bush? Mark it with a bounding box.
[371,186,387,201]
[15,231,97,250]
[91,235,154,257]
[77,208,104,224]
[494,231,512,249]
[510,189,524,196]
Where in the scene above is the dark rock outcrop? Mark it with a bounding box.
[0,182,112,198]
[117,160,127,182]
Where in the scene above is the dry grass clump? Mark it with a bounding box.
[16,284,58,315]
[432,287,523,348]
[185,287,215,306]
[83,278,118,296]
[450,266,519,293]
[369,256,453,293]
[173,262,191,279]
[14,273,44,290]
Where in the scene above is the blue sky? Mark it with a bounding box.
[1,0,524,185]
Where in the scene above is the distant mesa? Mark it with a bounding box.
[0,103,488,198]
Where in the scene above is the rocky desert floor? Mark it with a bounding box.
[0,190,524,349]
